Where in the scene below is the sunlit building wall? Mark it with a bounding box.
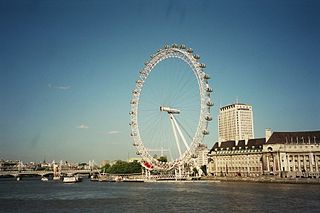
[208,130,320,178]
[218,103,254,142]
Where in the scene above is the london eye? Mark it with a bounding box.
[129,44,213,172]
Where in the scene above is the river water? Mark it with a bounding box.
[0,178,319,212]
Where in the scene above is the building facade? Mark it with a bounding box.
[194,144,209,167]
[262,131,320,178]
[218,103,254,142]
[208,138,265,177]
[208,130,320,178]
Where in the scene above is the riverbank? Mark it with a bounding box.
[202,175,320,184]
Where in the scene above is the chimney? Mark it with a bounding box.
[218,137,224,147]
[265,128,272,142]
[244,135,249,146]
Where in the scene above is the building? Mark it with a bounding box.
[208,129,320,178]
[194,144,209,168]
[208,138,265,177]
[263,130,320,178]
[218,103,254,142]
[127,157,142,163]
[0,160,21,171]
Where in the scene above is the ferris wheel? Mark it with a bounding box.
[129,44,213,171]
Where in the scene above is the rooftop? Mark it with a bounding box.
[210,130,320,152]
[220,103,251,111]
[210,138,265,152]
[267,131,320,144]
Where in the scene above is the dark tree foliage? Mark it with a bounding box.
[101,160,142,174]
[200,165,207,176]
[158,156,168,162]
[192,167,198,176]
[100,163,111,173]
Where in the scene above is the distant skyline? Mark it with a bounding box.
[1,0,319,163]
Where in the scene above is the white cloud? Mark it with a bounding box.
[107,130,120,135]
[48,83,71,90]
[96,130,121,135]
[77,124,89,129]
[56,85,71,90]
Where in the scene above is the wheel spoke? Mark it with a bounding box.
[130,44,213,171]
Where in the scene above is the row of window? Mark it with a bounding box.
[215,167,261,172]
[284,145,320,149]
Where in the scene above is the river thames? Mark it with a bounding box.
[0,178,319,212]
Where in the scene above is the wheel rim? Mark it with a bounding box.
[130,44,213,171]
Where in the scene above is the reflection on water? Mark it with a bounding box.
[0,178,319,212]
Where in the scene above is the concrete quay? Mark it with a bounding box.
[202,176,320,185]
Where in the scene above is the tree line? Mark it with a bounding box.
[100,160,142,174]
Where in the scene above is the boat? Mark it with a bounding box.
[98,173,115,182]
[63,176,77,183]
[63,174,81,183]
[90,174,99,182]
[41,176,49,181]
[114,176,123,182]
[53,176,61,181]
[16,176,21,181]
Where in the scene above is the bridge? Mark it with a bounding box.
[0,169,100,177]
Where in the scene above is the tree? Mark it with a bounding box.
[192,168,198,176]
[200,165,207,176]
[129,160,142,173]
[103,160,142,174]
[100,163,110,173]
[158,156,168,162]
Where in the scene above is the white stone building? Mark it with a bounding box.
[208,130,320,178]
[262,130,320,178]
[194,144,209,167]
[218,103,254,142]
[208,138,264,177]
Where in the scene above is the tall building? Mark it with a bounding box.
[218,103,254,142]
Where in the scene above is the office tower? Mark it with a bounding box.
[218,103,254,142]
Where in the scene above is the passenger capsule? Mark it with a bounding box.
[199,63,206,68]
[205,115,212,121]
[130,100,136,104]
[172,43,178,48]
[136,80,143,84]
[133,142,139,146]
[204,73,210,79]
[191,154,198,158]
[131,132,137,136]
[129,111,135,115]
[202,130,209,135]
[206,87,213,93]
[164,45,169,49]
[207,101,214,107]
[136,151,141,155]
[180,44,186,49]
[193,54,200,60]
[187,48,193,53]
[139,70,145,74]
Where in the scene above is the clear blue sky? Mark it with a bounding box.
[1,0,319,163]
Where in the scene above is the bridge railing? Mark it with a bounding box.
[0,169,99,177]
